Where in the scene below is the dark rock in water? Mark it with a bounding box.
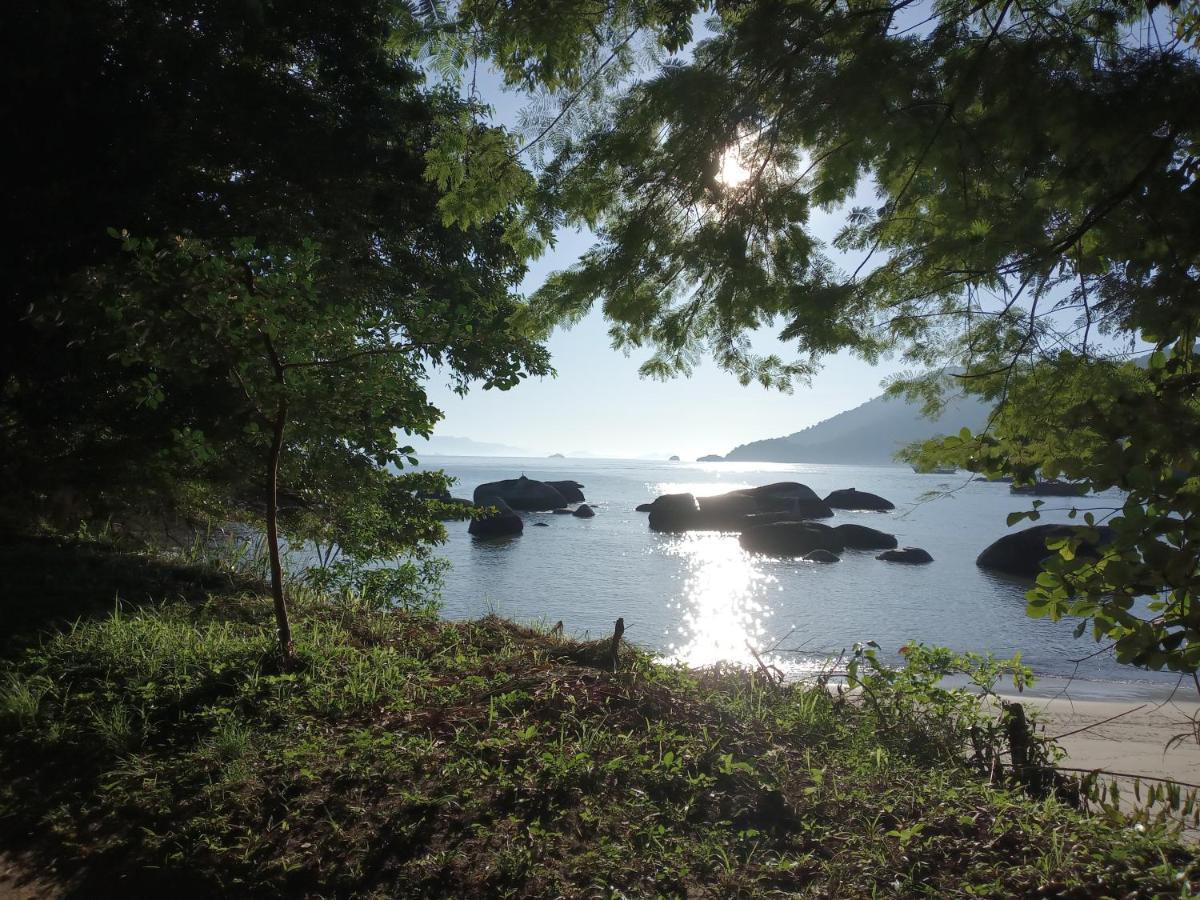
[646,483,832,532]
[552,508,573,515]
[738,512,804,529]
[648,493,701,532]
[824,488,895,511]
[834,523,898,550]
[746,482,822,504]
[739,522,844,556]
[696,491,760,523]
[668,455,681,461]
[468,498,523,538]
[742,482,833,518]
[876,547,933,564]
[697,454,724,462]
[1010,479,1089,497]
[635,502,654,512]
[532,522,550,527]
[976,524,1114,578]
[473,475,567,511]
[573,504,595,518]
[803,549,840,563]
[547,480,586,503]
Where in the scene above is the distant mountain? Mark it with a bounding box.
[724,389,993,465]
[405,435,542,457]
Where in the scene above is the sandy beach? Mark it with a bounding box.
[1020,694,1200,787]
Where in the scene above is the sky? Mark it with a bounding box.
[419,29,908,461]
[422,224,906,461]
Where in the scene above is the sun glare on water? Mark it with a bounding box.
[665,532,774,668]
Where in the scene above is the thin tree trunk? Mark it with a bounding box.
[266,398,293,663]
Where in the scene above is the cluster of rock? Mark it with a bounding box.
[637,482,931,565]
[467,476,593,538]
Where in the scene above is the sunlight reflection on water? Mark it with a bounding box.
[662,532,776,668]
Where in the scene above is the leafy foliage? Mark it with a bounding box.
[533,0,1200,672]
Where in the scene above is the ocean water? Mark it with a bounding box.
[419,456,1184,699]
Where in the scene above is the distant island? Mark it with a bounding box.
[723,388,991,465]
[668,455,681,461]
[697,454,724,462]
[548,453,565,458]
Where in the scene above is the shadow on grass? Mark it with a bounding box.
[0,527,261,656]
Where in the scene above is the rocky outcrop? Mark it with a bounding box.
[739,522,844,556]
[532,522,549,527]
[547,480,586,503]
[697,454,724,462]
[573,504,595,518]
[468,498,523,538]
[647,493,701,532]
[976,524,1114,578]
[668,455,681,461]
[834,523,898,550]
[645,483,834,533]
[473,476,567,511]
[824,488,895,511]
[876,547,933,564]
[744,483,835,518]
[635,502,654,512]
[803,549,840,563]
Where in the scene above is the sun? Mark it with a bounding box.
[716,144,751,187]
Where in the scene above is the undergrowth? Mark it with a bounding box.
[0,537,1197,897]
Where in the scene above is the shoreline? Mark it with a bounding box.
[1004,693,1200,794]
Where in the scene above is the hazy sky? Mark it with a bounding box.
[423,226,905,461]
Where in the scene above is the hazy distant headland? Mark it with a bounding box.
[719,389,991,465]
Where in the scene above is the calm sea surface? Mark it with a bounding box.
[418,456,1183,699]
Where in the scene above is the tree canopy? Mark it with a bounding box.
[1,0,701,656]
[532,0,1200,673]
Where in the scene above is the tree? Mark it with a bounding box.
[532,0,1200,674]
[3,1,552,659]
[2,0,702,659]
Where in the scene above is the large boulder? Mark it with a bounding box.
[468,498,523,538]
[976,524,1114,578]
[647,493,701,532]
[646,483,832,532]
[473,476,567,511]
[635,502,654,513]
[572,504,595,518]
[834,523,898,550]
[824,488,895,511]
[739,522,844,556]
[695,492,761,528]
[742,482,834,518]
[547,480,586,503]
[877,547,933,564]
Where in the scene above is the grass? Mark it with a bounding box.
[0,534,1197,897]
